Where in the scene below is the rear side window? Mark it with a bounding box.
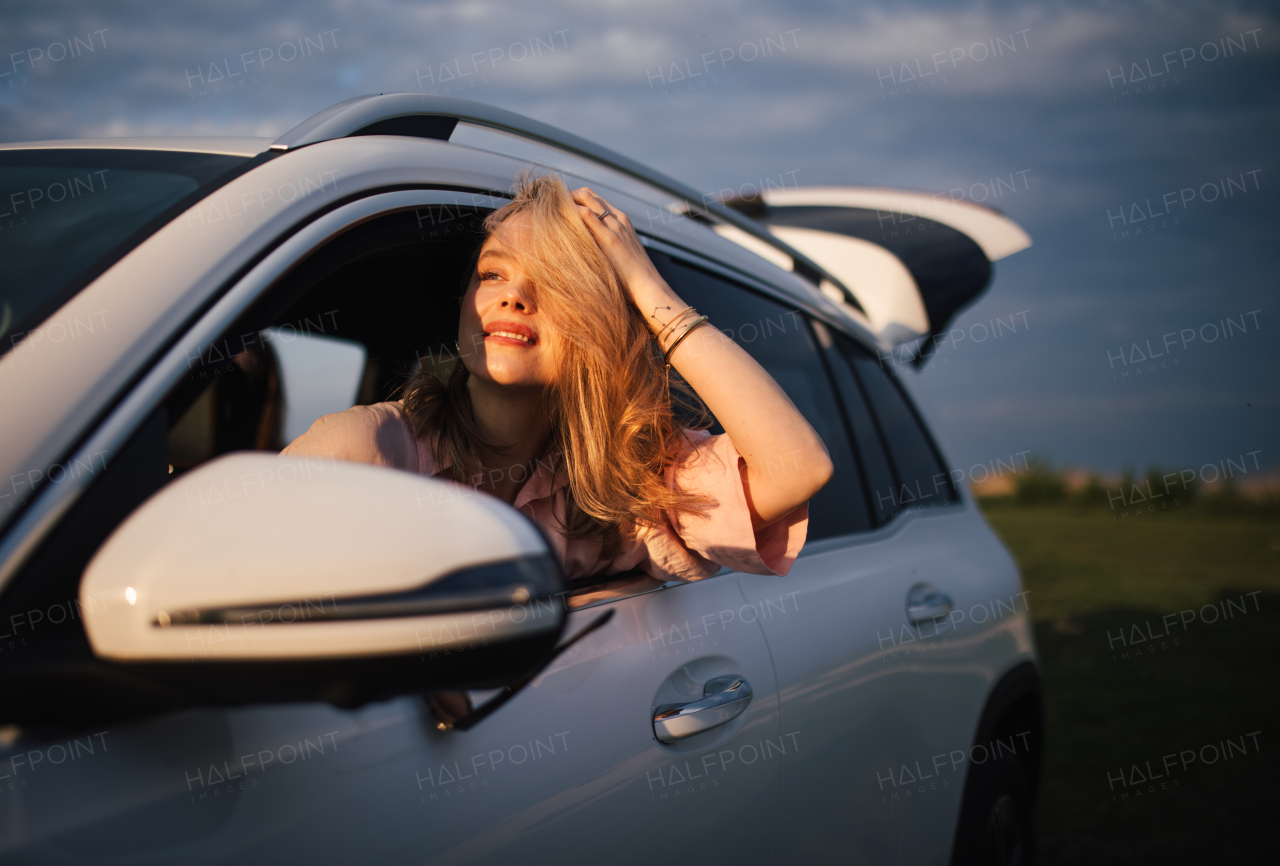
[843,340,957,518]
[0,148,256,359]
[651,252,872,540]
[816,328,897,525]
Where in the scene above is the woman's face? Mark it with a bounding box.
[457,212,560,389]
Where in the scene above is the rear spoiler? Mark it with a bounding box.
[723,186,1031,365]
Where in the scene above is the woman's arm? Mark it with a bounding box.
[572,188,834,530]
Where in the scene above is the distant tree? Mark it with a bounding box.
[1145,465,1199,504]
[1015,454,1067,505]
[1200,474,1246,513]
[1074,474,1110,508]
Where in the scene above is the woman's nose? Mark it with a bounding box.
[497,279,535,312]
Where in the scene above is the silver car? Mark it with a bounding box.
[0,94,1040,865]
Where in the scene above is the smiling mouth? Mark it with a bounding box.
[486,330,535,345]
[483,322,538,346]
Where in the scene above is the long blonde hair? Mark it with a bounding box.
[401,172,713,558]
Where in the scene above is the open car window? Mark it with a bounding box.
[166,204,489,474]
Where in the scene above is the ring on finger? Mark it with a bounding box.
[596,208,612,222]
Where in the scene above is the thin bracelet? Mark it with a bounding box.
[654,305,695,341]
[657,308,698,352]
[656,308,696,345]
[655,307,698,355]
[663,315,709,366]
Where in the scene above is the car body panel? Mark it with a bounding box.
[0,576,784,866]
[747,506,1031,865]
[767,224,931,344]
[763,187,1032,262]
[749,186,1032,348]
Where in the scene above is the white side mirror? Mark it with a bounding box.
[79,453,566,706]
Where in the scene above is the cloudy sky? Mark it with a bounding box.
[2,0,1276,477]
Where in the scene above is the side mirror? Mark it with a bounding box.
[79,453,567,709]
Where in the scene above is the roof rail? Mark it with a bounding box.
[272,93,860,308]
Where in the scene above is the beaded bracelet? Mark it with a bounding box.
[663,315,709,366]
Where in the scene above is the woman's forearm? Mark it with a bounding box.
[639,280,835,528]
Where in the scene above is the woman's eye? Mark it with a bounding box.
[480,271,501,282]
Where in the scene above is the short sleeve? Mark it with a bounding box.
[663,429,809,577]
[280,402,419,472]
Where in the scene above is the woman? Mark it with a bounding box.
[282,173,834,584]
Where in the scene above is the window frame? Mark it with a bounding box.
[842,337,962,515]
[809,319,883,528]
[0,188,512,596]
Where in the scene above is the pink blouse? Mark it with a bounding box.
[280,401,808,583]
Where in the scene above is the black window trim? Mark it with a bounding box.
[842,336,907,519]
[808,319,882,529]
[844,337,964,516]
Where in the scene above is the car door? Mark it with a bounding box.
[652,249,997,865]
[0,196,783,865]
[0,456,783,866]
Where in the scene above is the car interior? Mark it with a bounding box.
[165,204,489,473]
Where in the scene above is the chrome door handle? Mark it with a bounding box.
[906,582,953,624]
[653,676,753,744]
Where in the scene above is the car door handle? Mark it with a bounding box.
[906,582,953,624]
[653,676,753,744]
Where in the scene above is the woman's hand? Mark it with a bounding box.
[571,187,682,333]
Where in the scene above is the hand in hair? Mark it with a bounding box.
[570,187,684,337]
[570,187,835,532]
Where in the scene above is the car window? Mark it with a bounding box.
[843,340,958,517]
[0,149,256,359]
[168,205,487,472]
[813,324,897,526]
[650,251,872,540]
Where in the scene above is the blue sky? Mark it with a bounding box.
[2,0,1276,475]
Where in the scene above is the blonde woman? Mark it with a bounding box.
[282,174,833,583]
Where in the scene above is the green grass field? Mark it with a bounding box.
[979,504,1280,863]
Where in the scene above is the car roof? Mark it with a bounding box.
[0,137,273,157]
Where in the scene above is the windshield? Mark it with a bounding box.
[0,148,256,357]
